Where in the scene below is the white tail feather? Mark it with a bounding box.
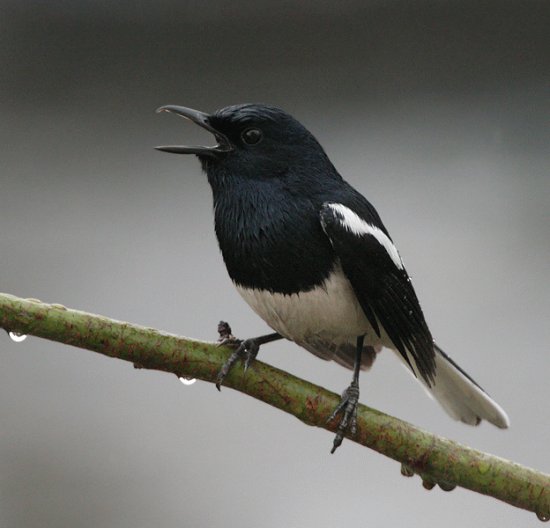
[401,344,509,428]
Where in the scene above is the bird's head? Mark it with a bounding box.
[156,103,335,182]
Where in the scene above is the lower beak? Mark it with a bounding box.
[155,105,232,157]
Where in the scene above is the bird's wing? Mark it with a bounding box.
[320,202,436,385]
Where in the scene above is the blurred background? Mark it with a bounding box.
[1,1,549,527]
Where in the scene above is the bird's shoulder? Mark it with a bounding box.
[318,196,405,297]
[318,183,390,236]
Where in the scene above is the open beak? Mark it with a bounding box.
[155,105,232,157]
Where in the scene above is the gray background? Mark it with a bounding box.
[1,1,549,527]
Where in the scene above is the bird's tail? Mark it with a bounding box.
[422,344,509,428]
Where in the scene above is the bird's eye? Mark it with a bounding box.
[241,128,263,145]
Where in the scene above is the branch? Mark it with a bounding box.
[1,292,548,521]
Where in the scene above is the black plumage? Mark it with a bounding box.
[156,103,509,451]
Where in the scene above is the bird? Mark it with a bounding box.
[156,103,509,453]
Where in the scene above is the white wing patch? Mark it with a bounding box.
[325,203,404,270]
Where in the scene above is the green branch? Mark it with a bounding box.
[1,292,548,521]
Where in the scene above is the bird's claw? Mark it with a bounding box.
[216,321,242,348]
[327,382,360,453]
[215,338,260,390]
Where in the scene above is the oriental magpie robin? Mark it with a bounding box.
[156,103,509,452]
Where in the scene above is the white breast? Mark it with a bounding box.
[235,264,386,349]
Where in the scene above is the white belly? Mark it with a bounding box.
[235,264,386,349]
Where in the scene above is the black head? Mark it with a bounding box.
[156,103,337,181]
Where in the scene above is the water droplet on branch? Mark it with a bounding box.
[179,377,196,386]
[9,332,27,343]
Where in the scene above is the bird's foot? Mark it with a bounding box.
[215,323,282,391]
[327,381,360,453]
[216,337,260,391]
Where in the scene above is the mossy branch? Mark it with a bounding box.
[1,292,548,521]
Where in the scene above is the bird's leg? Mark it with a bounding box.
[215,325,282,390]
[328,335,364,454]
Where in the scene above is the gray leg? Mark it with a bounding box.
[328,335,364,453]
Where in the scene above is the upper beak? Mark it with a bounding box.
[155,105,232,157]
